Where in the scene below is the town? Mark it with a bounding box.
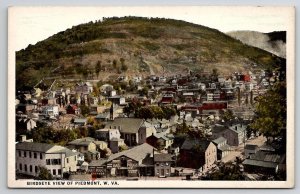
[15,67,286,181]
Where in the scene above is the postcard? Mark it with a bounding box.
[7,6,295,188]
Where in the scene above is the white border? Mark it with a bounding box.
[7,6,295,188]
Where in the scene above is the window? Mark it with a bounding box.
[35,166,38,173]
[29,152,32,158]
[19,164,22,171]
[24,151,27,157]
[46,159,51,165]
[74,156,77,161]
[40,153,43,159]
[53,169,56,175]
[51,159,61,165]
[66,158,69,163]
[24,164,27,172]
[166,169,170,174]
[30,165,32,172]
[18,151,21,157]
[58,169,62,175]
[34,153,37,159]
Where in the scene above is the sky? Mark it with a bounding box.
[9,6,293,51]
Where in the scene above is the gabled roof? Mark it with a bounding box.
[74,118,87,123]
[16,142,54,152]
[68,137,95,146]
[107,143,155,163]
[16,142,76,157]
[105,118,144,134]
[212,137,227,145]
[181,138,212,152]
[154,154,173,162]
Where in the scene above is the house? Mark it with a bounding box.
[211,123,246,146]
[67,137,100,161]
[73,118,87,127]
[66,105,80,115]
[95,112,110,122]
[16,142,77,178]
[67,137,97,153]
[75,82,93,94]
[100,84,114,96]
[225,124,246,146]
[179,138,217,171]
[105,143,155,177]
[160,94,175,105]
[244,144,259,158]
[89,97,99,106]
[41,97,57,106]
[105,118,156,147]
[146,133,174,150]
[154,154,174,177]
[107,96,126,105]
[212,137,231,160]
[95,128,121,141]
[16,104,37,114]
[41,105,59,117]
[16,118,37,133]
[243,150,286,175]
[109,138,126,153]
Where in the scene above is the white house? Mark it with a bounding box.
[41,105,59,117]
[16,142,77,178]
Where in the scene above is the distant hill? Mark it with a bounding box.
[227,31,286,58]
[16,17,285,90]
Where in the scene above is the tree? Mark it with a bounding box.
[120,57,128,72]
[250,82,286,138]
[119,144,128,152]
[79,104,90,116]
[38,166,53,180]
[95,61,101,78]
[210,68,219,81]
[220,109,234,122]
[112,59,117,69]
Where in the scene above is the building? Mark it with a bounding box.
[16,118,37,133]
[96,128,121,141]
[146,133,174,150]
[212,137,231,160]
[41,105,59,117]
[105,118,155,147]
[225,124,246,146]
[179,138,217,171]
[16,142,77,178]
[88,143,156,177]
[107,96,126,105]
[65,104,80,115]
[73,118,87,127]
[154,154,174,177]
[67,137,100,161]
[75,82,93,94]
[244,144,259,158]
[243,150,286,175]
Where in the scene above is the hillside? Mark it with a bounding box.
[16,17,285,90]
[227,31,286,58]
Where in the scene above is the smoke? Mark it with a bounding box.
[227,31,286,58]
